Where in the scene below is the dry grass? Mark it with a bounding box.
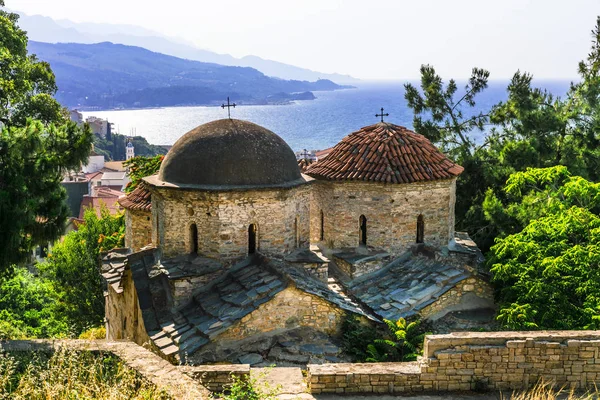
[0,348,169,399]
[504,381,600,400]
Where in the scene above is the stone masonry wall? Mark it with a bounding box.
[308,331,600,394]
[125,209,152,252]
[419,276,494,320]
[151,185,311,261]
[217,286,346,340]
[105,269,149,344]
[310,179,456,255]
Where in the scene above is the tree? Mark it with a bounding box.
[0,4,66,127]
[37,207,125,335]
[123,154,164,193]
[488,167,600,330]
[404,17,600,252]
[0,4,94,275]
[0,121,93,274]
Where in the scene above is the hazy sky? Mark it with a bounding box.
[11,0,600,80]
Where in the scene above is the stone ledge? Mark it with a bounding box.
[0,339,208,399]
[179,364,250,392]
[424,330,600,357]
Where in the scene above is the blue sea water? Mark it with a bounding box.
[82,80,571,152]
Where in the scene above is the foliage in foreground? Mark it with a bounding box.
[0,349,167,399]
[502,381,600,400]
[341,315,427,362]
[489,167,600,330]
[0,208,124,339]
[214,368,280,400]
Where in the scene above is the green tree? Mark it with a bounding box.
[123,154,164,193]
[38,207,124,335]
[0,121,93,274]
[0,267,69,339]
[0,3,66,127]
[405,17,600,252]
[489,167,600,330]
[0,3,94,274]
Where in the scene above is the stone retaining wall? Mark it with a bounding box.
[308,331,600,394]
[179,364,250,392]
[0,340,208,399]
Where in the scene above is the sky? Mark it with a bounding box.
[10,0,600,80]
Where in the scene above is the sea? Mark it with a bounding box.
[82,80,572,152]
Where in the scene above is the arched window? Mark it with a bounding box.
[248,224,257,254]
[189,223,198,254]
[416,215,424,244]
[320,210,325,241]
[359,215,367,246]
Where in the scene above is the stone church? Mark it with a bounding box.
[102,118,493,366]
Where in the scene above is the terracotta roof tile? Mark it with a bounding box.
[118,182,152,212]
[306,122,464,184]
[297,158,315,173]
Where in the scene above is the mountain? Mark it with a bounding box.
[15,10,359,83]
[28,41,351,109]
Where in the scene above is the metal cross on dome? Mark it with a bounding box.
[375,107,389,123]
[221,97,236,119]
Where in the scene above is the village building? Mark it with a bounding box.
[102,118,493,366]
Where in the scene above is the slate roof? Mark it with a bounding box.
[100,248,131,294]
[347,254,481,321]
[118,182,152,212]
[102,249,373,362]
[306,122,464,184]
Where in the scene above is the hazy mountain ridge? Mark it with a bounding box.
[28,41,351,109]
[15,10,359,83]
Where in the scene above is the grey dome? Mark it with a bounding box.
[157,119,302,187]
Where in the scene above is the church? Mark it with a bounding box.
[102,117,493,366]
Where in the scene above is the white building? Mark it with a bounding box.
[126,139,135,160]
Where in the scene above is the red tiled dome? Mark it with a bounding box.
[305,122,463,184]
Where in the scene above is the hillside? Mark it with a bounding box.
[16,10,358,83]
[28,41,352,109]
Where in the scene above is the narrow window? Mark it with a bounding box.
[248,224,257,254]
[189,223,198,254]
[416,215,424,244]
[320,210,324,241]
[359,215,367,246]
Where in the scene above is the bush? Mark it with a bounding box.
[366,318,428,362]
[215,368,280,400]
[340,314,379,362]
[79,326,106,340]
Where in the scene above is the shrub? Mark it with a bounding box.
[365,318,429,362]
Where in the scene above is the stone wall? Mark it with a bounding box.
[125,209,152,252]
[105,269,149,344]
[150,184,311,261]
[310,179,457,255]
[217,286,346,340]
[0,340,208,399]
[179,364,249,392]
[419,276,494,320]
[308,331,600,394]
